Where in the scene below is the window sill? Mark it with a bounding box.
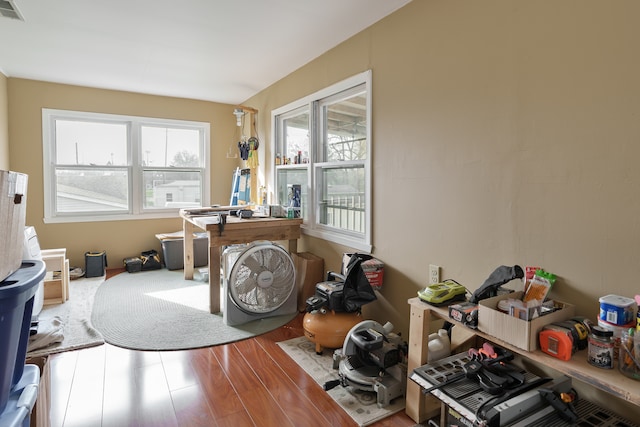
[302,225,372,253]
[43,211,181,224]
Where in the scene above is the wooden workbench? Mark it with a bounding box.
[180,209,302,314]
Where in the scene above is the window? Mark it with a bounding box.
[272,71,371,251]
[42,109,210,223]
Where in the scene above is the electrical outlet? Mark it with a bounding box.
[429,264,440,284]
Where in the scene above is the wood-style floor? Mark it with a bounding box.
[45,271,417,427]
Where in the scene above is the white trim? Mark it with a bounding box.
[271,70,372,117]
[303,226,373,253]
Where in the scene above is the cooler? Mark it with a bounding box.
[0,365,39,427]
[0,260,46,413]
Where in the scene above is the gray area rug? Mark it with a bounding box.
[27,276,105,358]
[277,336,405,427]
[92,269,297,351]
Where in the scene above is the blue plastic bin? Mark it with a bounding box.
[0,261,45,413]
[0,365,39,427]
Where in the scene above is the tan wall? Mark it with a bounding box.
[246,0,640,411]
[5,0,640,413]
[7,78,241,266]
[0,72,8,170]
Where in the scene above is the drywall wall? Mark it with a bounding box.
[245,0,640,410]
[250,0,640,333]
[0,72,8,170]
[7,78,240,265]
[4,0,639,414]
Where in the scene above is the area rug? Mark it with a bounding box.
[277,336,405,427]
[91,269,297,351]
[27,276,105,358]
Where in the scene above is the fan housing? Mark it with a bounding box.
[222,241,297,326]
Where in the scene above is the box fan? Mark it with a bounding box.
[222,241,297,326]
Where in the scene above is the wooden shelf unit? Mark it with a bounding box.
[405,296,640,423]
[41,248,69,305]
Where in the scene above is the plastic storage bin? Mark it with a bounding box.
[85,251,107,277]
[157,232,208,270]
[0,260,45,413]
[0,364,39,427]
[599,294,637,326]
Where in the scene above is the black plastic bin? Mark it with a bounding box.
[85,251,107,278]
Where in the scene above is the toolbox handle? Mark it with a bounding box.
[351,328,384,351]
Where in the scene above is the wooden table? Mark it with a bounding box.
[180,210,303,314]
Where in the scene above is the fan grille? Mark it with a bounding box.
[228,243,295,314]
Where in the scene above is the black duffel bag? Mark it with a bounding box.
[140,249,162,271]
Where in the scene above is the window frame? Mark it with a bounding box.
[42,108,210,223]
[271,70,372,252]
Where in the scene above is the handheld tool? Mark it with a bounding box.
[539,388,578,422]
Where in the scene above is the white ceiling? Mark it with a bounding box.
[0,0,411,105]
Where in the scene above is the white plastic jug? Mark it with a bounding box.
[427,329,451,362]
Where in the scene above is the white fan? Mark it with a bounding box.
[222,241,297,326]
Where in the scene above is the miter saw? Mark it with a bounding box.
[325,320,407,407]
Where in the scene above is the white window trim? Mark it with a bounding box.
[271,70,372,252]
[42,108,210,223]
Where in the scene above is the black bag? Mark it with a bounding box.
[85,251,107,278]
[342,253,377,312]
[140,250,162,271]
[469,265,524,303]
[123,257,142,273]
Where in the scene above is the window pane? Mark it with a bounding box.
[55,168,128,213]
[282,110,310,165]
[44,109,210,222]
[318,165,365,233]
[323,91,367,162]
[276,168,307,219]
[55,120,127,166]
[143,170,202,209]
[272,72,370,249]
[141,126,201,167]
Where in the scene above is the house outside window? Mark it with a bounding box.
[42,109,210,223]
[272,71,372,251]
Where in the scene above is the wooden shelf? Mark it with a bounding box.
[41,249,69,305]
[405,296,640,423]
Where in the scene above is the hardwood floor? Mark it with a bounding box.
[45,270,417,427]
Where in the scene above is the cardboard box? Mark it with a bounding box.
[341,253,384,290]
[0,171,28,282]
[25,356,50,427]
[292,252,324,312]
[477,291,575,351]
